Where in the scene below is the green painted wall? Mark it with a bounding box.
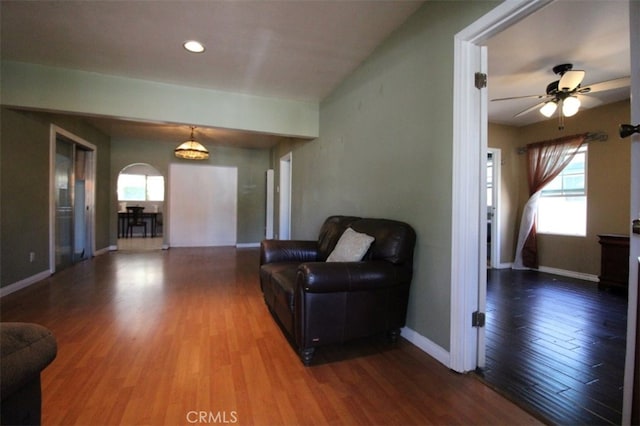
[1,108,111,287]
[1,107,271,287]
[276,1,499,350]
[2,61,319,139]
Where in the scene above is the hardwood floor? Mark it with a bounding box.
[0,247,541,425]
[480,268,627,425]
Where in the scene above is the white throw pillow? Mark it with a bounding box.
[326,228,375,262]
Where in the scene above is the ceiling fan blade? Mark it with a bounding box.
[559,70,585,91]
[579,76,631,94]
[514,101,546,118]
[491,94,548,102]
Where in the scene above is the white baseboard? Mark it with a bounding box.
[236,242,260,248]
[537,265,599,282]
[0,270,51,298]
[401,326,450,369]
[96,246,113,255]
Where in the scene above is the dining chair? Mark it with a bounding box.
[126,206,147,238]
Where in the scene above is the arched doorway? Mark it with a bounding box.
[117,163,165,250]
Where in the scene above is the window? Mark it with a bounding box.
[537,146,587,236]
[117,174,164,202]
[487,153,494,208]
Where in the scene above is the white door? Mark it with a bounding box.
[623,0,639,422]
[168,164,237,247]
[278,153,292,240]
[265,169,274,239]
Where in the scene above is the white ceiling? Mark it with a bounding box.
[1,1,631,147]
[487,0,630,127]
[1,0,423,148]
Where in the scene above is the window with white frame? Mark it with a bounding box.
[117,174,165,202]
[537,145,587,236]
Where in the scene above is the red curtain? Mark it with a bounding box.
[519,133,587,268]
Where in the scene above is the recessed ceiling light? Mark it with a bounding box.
[183,40,205,53]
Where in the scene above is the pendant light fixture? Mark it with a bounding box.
[174,126,209,160]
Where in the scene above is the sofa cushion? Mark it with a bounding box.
[326,228,375,262]
[317,216,360,260]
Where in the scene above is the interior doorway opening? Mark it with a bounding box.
[454,0,636,422]
[486,148,501,269]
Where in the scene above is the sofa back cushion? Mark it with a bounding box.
[350,219,416,265]
[317,216,360,260]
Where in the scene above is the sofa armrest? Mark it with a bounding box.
[260,240,319,265]
[298,261,411,293]
[1,322,57,398]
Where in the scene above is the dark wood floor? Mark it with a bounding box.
[480,268,628,425]
[0,248,541,425]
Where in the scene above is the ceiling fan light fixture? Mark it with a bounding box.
[175,127,209,160]
[540,100,557,118]
[562,96,581,117]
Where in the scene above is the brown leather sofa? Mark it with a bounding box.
[1,322,57,425]
[260,216,416,365]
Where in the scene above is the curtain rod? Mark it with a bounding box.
[516,131,608,154]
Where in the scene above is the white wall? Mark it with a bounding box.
[168,164,237,247]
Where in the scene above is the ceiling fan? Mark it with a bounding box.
[492,63,630,129]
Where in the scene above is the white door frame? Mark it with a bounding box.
[49,125,96,273]
[278,153,292,240]
[623,1,639,423]
[454,1,638,422]
[450,0,554,373]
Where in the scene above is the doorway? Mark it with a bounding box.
[50,125,96,273]
[486,149,501,268]
[117,163,165,251]
[452,0,637,422]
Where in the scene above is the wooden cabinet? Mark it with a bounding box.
[597,234,629,291]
